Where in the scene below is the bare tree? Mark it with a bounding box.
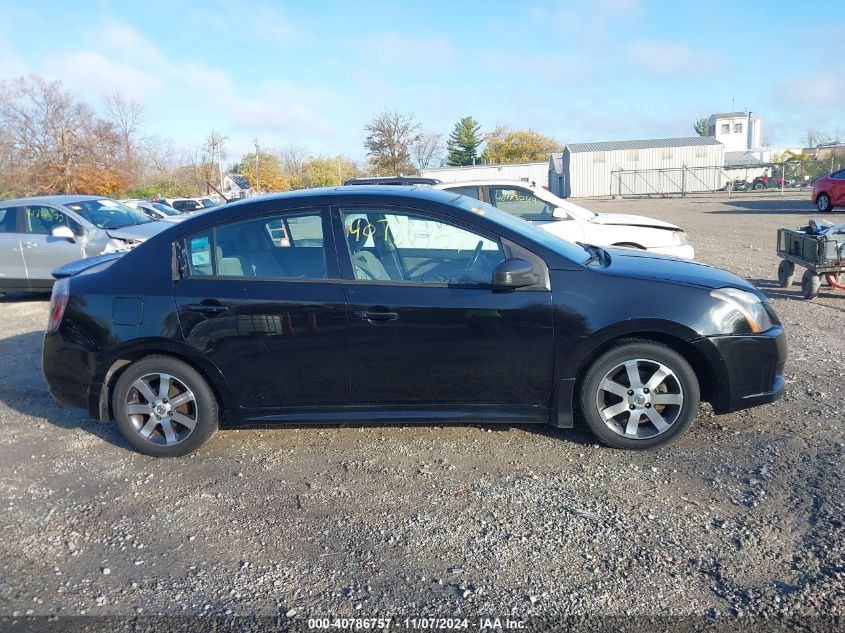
[412,132,445,170]
[278,143,309,177]
[0,75,123,196]
[364,109,421,175]
[104,92,148,181]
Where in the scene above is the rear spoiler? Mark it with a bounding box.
[52,253,124,279]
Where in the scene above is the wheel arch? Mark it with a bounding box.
[570,326,719,411]
[90,339,234,421]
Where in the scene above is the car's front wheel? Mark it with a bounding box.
[816,193,832,212]
[113,355,218,457]
[579,341,700,449]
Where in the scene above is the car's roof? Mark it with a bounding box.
[434,179,544,188]
[221,185,462,210]
[0,194,109,206]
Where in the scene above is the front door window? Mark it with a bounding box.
[487,188,553,220]
[340,209,504,285]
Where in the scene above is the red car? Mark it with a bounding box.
[812,168,845,212]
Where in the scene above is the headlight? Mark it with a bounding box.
[103,238,142,253]
[671,230,689,246]
[710,287,773,333]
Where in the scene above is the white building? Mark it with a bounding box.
[707,112,762,152]
[421,162,549,188]
[223,173,253,199]
[549,136,724,198]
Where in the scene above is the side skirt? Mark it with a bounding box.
[223,404,552,428]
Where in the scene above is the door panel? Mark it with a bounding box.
[20,206,86,285]
[175,208,350,409]
[0,207,27,287]
[175,279,349,408]
[345,284,554,405]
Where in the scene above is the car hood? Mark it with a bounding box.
[600,247,758,293]
[106,221,171,241]
[589,213,680,230]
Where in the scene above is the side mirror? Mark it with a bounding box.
[552,207,569,219]
[51,225,75,241]
[492,258,537,289]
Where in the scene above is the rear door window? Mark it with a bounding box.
[0,207,18,233]
[183,211,329,279]
[488,188,553,220]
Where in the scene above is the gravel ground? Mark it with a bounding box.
[1,193,844,631]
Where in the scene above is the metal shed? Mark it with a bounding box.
[549,137,725,198]
[422,162,549,188]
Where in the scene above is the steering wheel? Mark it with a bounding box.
[467,240,484,270]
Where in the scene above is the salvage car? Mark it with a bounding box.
[43,187,785,457]
[123,200,187,223]
[434,180,694,259]
[0,195,171,294]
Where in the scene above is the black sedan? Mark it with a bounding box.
[43,187,786,456]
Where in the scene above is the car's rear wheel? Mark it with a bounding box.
[579,341,700,449]
[816,193,832,212]
[113,355,218,457]
[777,260,795,287]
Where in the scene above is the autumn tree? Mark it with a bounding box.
[447,116,482,165]
[481,126,563,164]
[364,109,421,175]
[693,117,709,136]
[233,150,289,192]
[412,133,445,170]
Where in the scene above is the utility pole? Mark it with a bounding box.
[254,138,260,195]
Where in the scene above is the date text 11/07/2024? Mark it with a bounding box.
[306,617,526,630]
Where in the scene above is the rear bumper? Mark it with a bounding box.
[649,244,695,260]
[42,331,96,413]
[695,326,787,414]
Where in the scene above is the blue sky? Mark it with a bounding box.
[1,0,843,163]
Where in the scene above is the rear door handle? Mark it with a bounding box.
[352,310,398,322]
[186,302,229,316]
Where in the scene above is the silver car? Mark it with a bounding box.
[0,195,172,294]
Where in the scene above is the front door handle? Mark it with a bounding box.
[186,302,229,316]
[352,310,398,323]
[24,241,37,248]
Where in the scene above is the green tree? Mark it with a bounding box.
[693,117,709,136]
[481,126,562,164]
[364,109,420,175]
[447,116,482,166]
[302,155,360,188]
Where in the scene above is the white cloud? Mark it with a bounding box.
[627,41,726,77]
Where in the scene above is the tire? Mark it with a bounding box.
[801,269,821,300]
[578,341,700,450]
[816,193,833,212]
[753,182,765,190]
[113,355,218,457]
[777,260,795,287]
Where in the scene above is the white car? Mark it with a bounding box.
[122,200,187,223]
[434,180,694,259]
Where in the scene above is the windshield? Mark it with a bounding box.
[449,194,591,264]
[150,203,180,216]
[65,199,153,229]
[199,198,221,208]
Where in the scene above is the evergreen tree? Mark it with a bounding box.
[447,116,482,166]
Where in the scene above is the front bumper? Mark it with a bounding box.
[694,325,787,414]
[649,244,695,260]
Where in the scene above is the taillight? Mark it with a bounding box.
[47,278,69,333]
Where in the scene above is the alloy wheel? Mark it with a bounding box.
[125,373,197,446]
[594,358,684,440]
